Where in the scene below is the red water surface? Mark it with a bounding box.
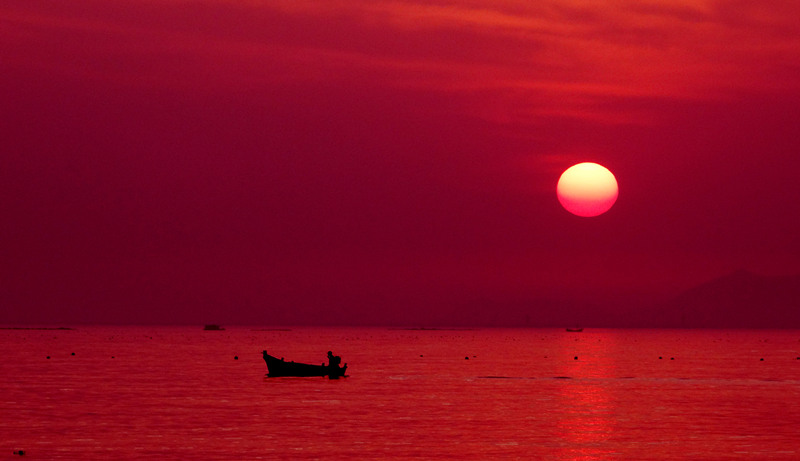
[2,327,800,459]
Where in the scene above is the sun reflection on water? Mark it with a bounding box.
[554,332,619,460]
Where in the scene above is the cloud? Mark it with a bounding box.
[4,0,799,124]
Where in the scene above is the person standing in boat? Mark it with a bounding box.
[327,351,341,369]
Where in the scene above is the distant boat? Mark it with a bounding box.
[566,328,583,332]
[203,324,225,331]
[262,350,348,378]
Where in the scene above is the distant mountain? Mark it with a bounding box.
[654,270,800,328]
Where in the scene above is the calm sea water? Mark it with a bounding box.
[2,327,799,460]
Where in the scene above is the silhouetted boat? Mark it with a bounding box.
[566,328,583,332]
[203,324,224,330]
[262,350,347,378]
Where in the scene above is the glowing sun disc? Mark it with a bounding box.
[557,162,618,217]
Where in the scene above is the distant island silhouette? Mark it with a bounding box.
[437,270,800,329]
[2,271,798,329]
[652,270,800,328]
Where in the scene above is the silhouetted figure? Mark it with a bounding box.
[326,351,347,378]
[327,351,341,368]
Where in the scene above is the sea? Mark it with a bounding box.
[2,327,799,460]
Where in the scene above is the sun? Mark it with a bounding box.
[557,162,618,217]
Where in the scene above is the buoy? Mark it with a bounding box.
[46,356,50,359]
[659,356,663,360]
[760,358,764,361]
[71,352,75,356]
[234,356,238,360]
[465,356,469,360]
[574,356,578,360]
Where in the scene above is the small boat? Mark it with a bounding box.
[262,350,348,378]
[566,328,583,332]
[203,324,225,331]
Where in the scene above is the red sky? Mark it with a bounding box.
[2,0,800,326]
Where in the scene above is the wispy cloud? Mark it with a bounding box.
[3,0,799,122]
